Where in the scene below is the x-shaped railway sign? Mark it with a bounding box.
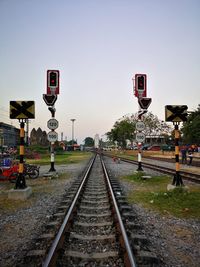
[10,101,35,119]
[165,105,188,122]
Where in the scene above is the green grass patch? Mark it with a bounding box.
[26,151,92,165]
[122,172,200,219]
[108,152,138,161]
[121,155,137,161]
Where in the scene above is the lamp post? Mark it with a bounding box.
[71,119,76,150]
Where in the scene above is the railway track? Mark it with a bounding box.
[22,154,158,267]
[43,153,137,267]
[143,155,200,167]
[103,153,200,184]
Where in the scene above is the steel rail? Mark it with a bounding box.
[102,153,200,183]
[120,157,200,183]
[101,156,138,267]
[42,155,96,267]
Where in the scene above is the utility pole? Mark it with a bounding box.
[71,119,76,150]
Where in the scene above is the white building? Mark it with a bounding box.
[94,134,100,148]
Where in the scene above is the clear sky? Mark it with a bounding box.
[0,0,199,144]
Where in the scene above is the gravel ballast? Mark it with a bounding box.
[0,157,200,267]
[104,156,200,267]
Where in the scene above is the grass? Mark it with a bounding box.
[122,172,200,219]
[26,151,92,165]
[105,149,176,160]
[0,151,91,213]
[106,151,138,161]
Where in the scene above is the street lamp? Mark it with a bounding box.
[71,119,76,150]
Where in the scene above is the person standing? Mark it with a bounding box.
[188,148,193,165]
[181,146,187,164]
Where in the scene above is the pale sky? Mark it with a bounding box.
[0,0,199,144]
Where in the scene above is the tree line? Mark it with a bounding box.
[83,104,200,148]
[106,104,200,149]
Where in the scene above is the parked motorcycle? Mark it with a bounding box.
[0,165,18,182]
[0,162,40,182]
[24,163,40,179]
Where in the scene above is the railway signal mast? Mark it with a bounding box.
[9,101,35,198]
[43,70,60,172]
[133,74,152,171]
[165,105,188,187]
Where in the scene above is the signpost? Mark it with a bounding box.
[165,105,188,187]
[9,101,35,190]
[133,73,152,171]
[43,70,60,172]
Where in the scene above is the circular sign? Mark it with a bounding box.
[136,132,145,143]
[136,121,145,131]
[47,119,59,130]
[47,131,58,142]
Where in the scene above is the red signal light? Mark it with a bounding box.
[138,76,145,90]
[134,74,147,98]
[47,70,60,95]
[49,72,57,87]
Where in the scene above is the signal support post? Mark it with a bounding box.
[9,101,35,199]
[133,73,152,171]
[44,70,60,172]
[165,105,188,187]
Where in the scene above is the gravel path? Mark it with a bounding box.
[0,161,88,267]
[104,156,200,267]
[0,157,200,267]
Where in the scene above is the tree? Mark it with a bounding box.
[142,113,171,144]
[84,137,94,147]
[67,140,77,145]
[107,115,136,148]
[106,112,172,148]
[181,104,200,144]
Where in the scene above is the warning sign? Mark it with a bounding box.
[165,105,188,122]
[10,101,35,119]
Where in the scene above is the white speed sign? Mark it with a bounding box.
[47,131,58,142]
[136,132,145,143]
[47,118,59,130]
[136,121,145,131]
